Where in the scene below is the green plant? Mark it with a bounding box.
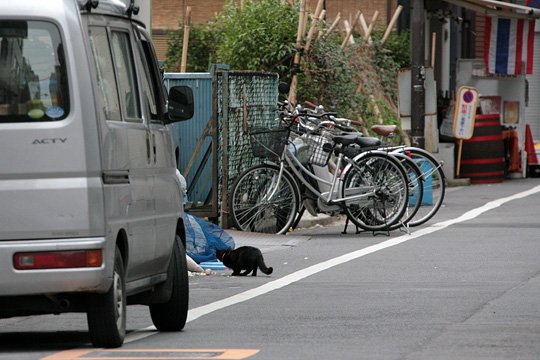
[369,29,411,102]
[375,29,411,69]
[165,23,216,72]
[212,0,298,76]
[298,35,363,119]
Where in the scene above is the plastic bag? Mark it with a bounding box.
[183,213,235,263]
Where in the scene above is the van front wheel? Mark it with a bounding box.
[87,247,126,348]
[149,235,189,331]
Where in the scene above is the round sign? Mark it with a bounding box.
[452,86,479,140]
[463,90,474,103]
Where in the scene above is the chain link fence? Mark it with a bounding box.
[164,69,279,225]
[216,70,279,225]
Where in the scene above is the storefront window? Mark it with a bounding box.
[0,20,69,122]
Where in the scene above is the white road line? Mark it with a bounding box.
[126,184,540,343]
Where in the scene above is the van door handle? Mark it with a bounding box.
[146,132,152,164]
[152,133,157,163]
[103,170,130,184]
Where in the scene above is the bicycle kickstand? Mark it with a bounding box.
[342,217,362,235]
[398,221,411,235]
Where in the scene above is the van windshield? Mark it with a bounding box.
[0,20,69,122]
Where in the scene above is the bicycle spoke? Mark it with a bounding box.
[343,153,409,231]
[230,164,299,234]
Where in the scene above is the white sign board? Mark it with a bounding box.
[452,86,478,140]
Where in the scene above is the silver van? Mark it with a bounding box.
[0,0,193,348]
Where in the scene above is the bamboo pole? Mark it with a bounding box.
[341,10,361,48]
[180,6,191,73]
[364,11,379,44]
[431,32,437,68]
[300,0,309,40]
[316,9,327,39]
[288,0,307,105]
[342,20,355,45]
[359,14,369,42]
[304,0,324,53]
[324,12,341,37]
[381,5,403,46]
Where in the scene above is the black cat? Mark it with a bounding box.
[216,246,273,276]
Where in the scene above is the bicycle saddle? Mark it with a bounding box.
[371,124,398,137]
[332,134,381,147]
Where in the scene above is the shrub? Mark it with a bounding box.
[164,24,216,72]
[211,0,298,76]
[165,0,411,141]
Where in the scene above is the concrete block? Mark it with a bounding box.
[434,142,455,181]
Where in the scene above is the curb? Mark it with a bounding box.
[447,178,471,187]
[296,213,345,229]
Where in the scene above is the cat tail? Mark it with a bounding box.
[257,256,273,275]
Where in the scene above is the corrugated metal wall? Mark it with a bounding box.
[164,72,214,210]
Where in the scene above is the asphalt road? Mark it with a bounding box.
[1,178,540,359]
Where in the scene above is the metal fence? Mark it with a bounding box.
[164,67,279,226]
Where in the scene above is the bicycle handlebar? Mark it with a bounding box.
[277,101,362,135]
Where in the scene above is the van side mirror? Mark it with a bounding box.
[167,86,194,121]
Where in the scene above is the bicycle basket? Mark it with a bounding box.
[305,131,334,166]
[250,126,290,160]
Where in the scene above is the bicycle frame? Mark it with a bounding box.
[282,146,397,208]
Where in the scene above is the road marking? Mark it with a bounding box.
[126,184,540,343]
[42,348,259,360]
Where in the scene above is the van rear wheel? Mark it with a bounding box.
[87,246,126,348]
[149,235,189,331]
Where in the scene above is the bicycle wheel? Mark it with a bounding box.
[290,205,306,230]
[229,163,300,235]
[385,153,423,231]
[402,147,446,227]
[342,152,409,231]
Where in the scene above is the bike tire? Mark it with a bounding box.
[229,163,300,235]
[290,205,306,230]
[342,152,409,231]
[385,153,424,231]
[402,147,446,227]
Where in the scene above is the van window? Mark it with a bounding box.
[0,20,69,122]
[135,28,164,121]
[88,26,121,121]
[138,40,158,120]
[111,31,140,121]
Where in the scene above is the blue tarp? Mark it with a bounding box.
[183,213,235,263]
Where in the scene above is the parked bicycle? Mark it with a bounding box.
[228,103,412,235]
[370,124,446,227]
[301,101,446,229]
[298,99,446,229]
